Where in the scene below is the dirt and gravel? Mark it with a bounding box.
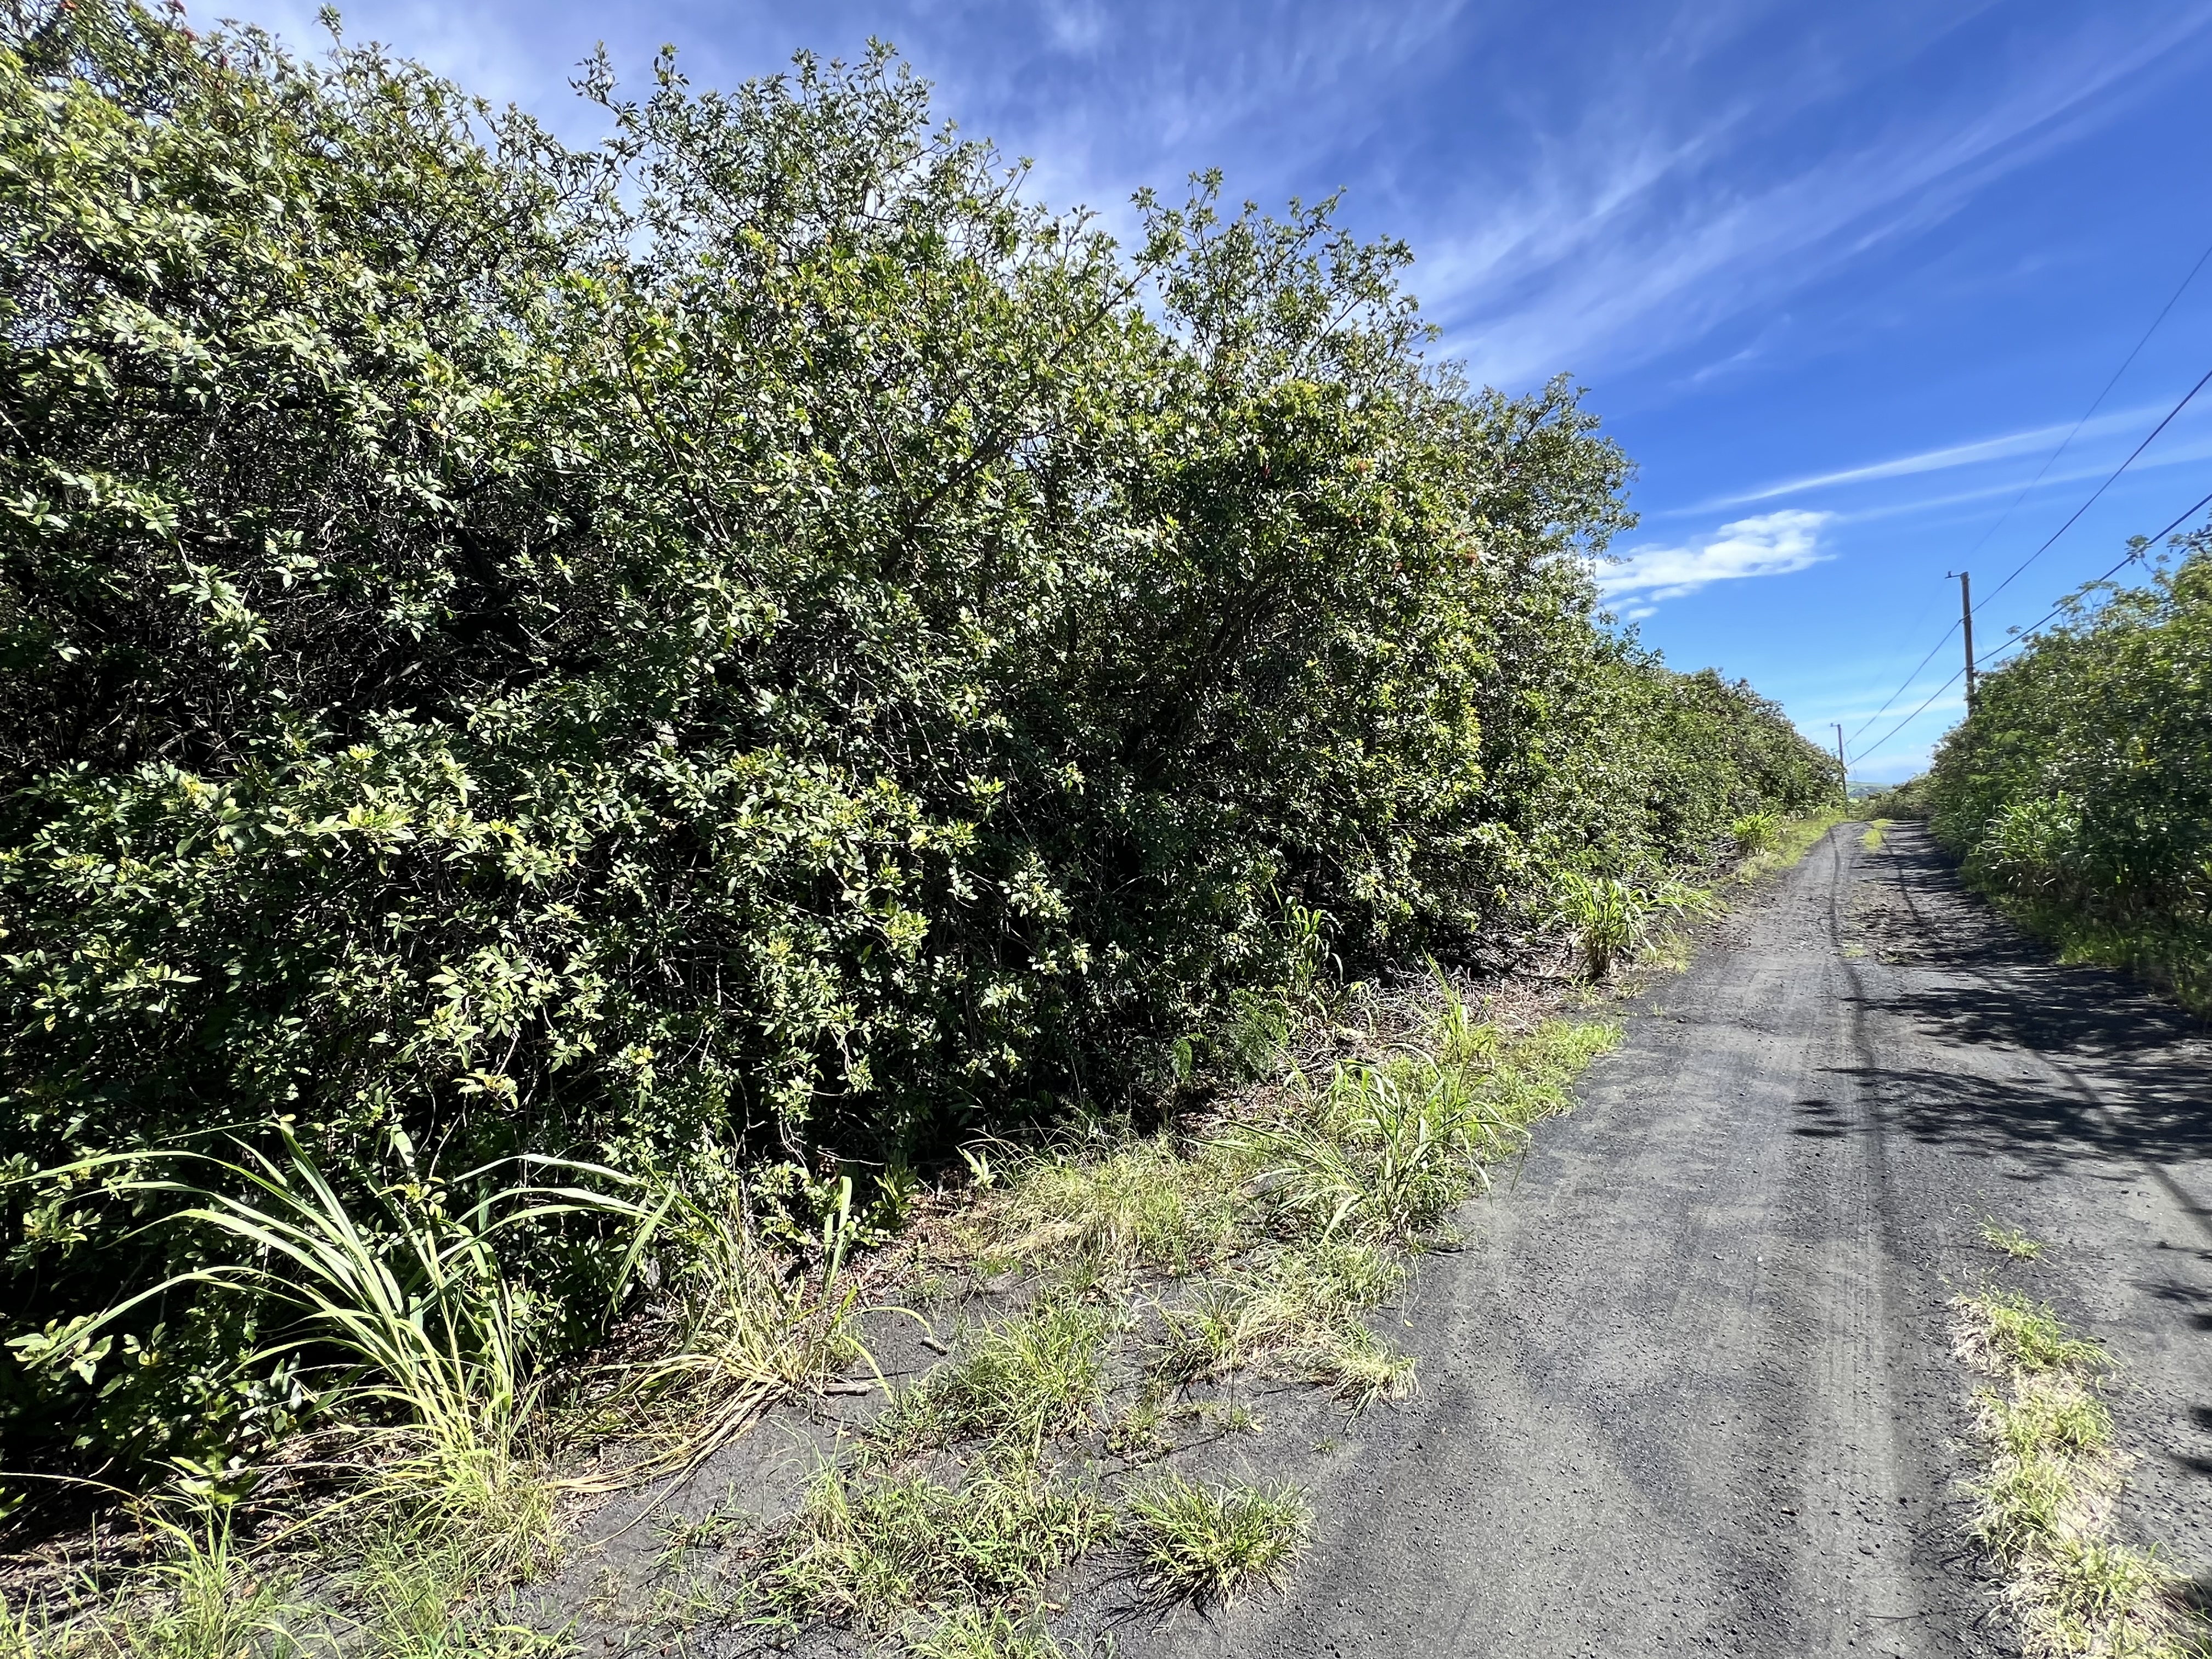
[1091,822,2212,1657]
[552,822,2212,1657]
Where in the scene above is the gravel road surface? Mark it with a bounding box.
[1116,822,2212,1657]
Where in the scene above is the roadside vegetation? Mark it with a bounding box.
[1953,1263,2209,1658]
[0,0,1839,1649]
[1919,524,2212,1013]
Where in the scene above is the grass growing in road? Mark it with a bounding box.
[11,968,1628,1659]
[1735,808,1849,883]
[874,1300,1113,1455]
[1121,1474,1312,1606]
[963,1135,1248,1281]
[908,1606,1077,1659]
[1953,1288,2207,1658]
[1154,1240,1416,1408]
[1980,1218,2047,1260]
[743,1458,1113,1636]
[1861,819,1892,850]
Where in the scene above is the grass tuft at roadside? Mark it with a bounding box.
[1952,1286,2209,1658]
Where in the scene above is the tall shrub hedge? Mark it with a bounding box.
[0,3,1836,1468]
[1926,529,2212,1002]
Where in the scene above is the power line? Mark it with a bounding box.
[1844,235,2212,748]
[1952,229,2212,575]
[1974,360,2212,611]
[1844,612,1956,747]
[1849,485,2212,764]
[1974,485,2212,674]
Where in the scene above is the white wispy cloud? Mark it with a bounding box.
[1695,407,2165,509]
[1414,7,2212,386]
[193,0,2212,399]
[1600,509,1835,606]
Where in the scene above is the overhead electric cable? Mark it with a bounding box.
[1844,233,2212,747]
[1850,484,2212,765]
[1845,611,1957,747]
[1953,229,2212,573]
[1974,485,2212,675]
[1973,360,2212,610]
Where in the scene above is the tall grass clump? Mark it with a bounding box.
[1953,1288,2208,1658]
[1121,1475,1311,1606]
[1926,522,2212,1011]
[1,0,1833,1482]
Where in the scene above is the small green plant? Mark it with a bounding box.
[20,1141,651,1570]
[744,1459,1111,1633]
[1551,873,1716,980]
[1227,1018,1614,1244]
[1959,1289,2107,1374]
[1121,1474,1311,1606]
[909,1606,1072,1659]
[874,1300,1111,1455]
[1980,1218,2047,1260]
[1730,811,1782,857]
[1953,1289,2207,1658]
[625,1163,877,1468]
[86,1495,311,1659]
[970,1138,1244,1279]
[2033,1537,2194,1651]
[1155,1242,1413,1409]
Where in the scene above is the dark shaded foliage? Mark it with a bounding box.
[0,3,1833,1468]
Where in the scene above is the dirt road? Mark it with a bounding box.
[1121,823,2212,1657]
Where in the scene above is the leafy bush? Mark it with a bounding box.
[1729,811,1781,856]
[0,3,1833,1470]
[1925,528,2212,1005]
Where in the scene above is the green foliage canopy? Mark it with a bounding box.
[0,3,1835,1466]
[1926,530,2212,990]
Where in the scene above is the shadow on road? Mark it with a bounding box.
[1826,830,2212,1178]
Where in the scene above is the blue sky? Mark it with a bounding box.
[207,0,2212,781]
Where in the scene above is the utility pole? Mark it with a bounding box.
[1834,723,1848,809]
[1948,568,1977,710]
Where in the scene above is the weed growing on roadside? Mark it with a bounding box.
[44,1497,313,1659]
[1155,1242,1414,1409]
[874,1300,1113,1456]
[908,1605,1074,1659]
[1730,812,1782,857]
[1552,873,1688,980]
[1952,1289,2204,1658]
[1736,809,1849,883]
[1957,1289,2106,1374]
[625,1165,877,1468]
[1122,1474,1310,1606]
[1980,1219,2047,1260]
[743,1458,1111,1634]
[969,1138,1246,1280]
[1226,1009,1615,1246]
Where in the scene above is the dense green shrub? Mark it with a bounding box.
[1926,529,2212,1002]
[0,3,1833,1469]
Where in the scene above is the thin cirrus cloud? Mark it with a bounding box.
[1410,8,2212,389]
[1688,406,2165,511]
[1599,510,1835,620]
[196,0,2212,403]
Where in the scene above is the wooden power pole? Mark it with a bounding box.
[1949,569,1977,709]
[1834,723,1848,808]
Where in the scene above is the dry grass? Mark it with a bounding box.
[1953,1289,2207,1658]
